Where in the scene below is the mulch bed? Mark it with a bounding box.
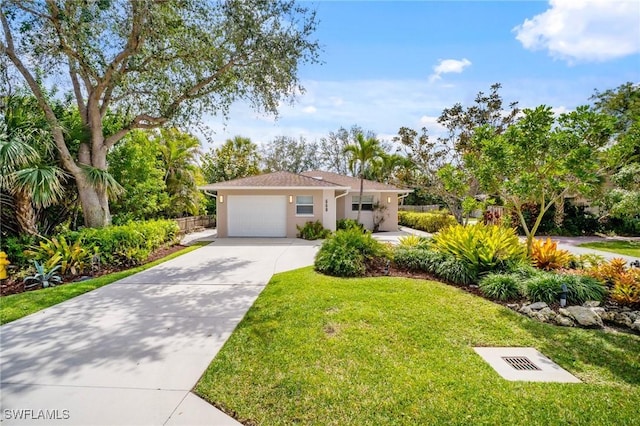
[0,244,187,297]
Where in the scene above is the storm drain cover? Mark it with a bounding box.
[502,356,541,371]
[474,347,581,383]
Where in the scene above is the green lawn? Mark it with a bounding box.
[196,267,640,426]
[0,242,208,325]
[578,240,640,258]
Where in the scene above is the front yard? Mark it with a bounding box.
[578,240,640,258]
[196,267,640,425]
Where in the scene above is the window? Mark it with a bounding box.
[296,195,314,215]
[352,195,374,211]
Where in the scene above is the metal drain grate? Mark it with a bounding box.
[502,356,541,371]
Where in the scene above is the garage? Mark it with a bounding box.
[227,195,287,237]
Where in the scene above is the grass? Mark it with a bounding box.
[196,267,640,426]
[0,242,209,325]
[578,240,640,257]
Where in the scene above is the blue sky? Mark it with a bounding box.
[202,0,640,148]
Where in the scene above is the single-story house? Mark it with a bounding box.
[199,170,411,237]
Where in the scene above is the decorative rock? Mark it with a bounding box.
[506,304,519,310]
[558,308,571,317]
[583,301,601,308]
[519,306,533,315]
[528,302,548,310]
[539,307,556,318]
[598,311,616,322]
[554,315,575,327]
[613,313,633,327]
[631,320,640,332]
[566,306,604,328]
[591,307,606,316]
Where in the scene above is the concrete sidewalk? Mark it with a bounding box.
[0,237,321,425]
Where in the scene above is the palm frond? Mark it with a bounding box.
[80,165,125,200]
[13,165,67,208]
[0,122,41,170]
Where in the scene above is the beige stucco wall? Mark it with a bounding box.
[216,189,329,238]
[338,192,399,232]
[213,189,401,237]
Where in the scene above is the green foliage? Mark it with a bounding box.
[23,261,62,290]
[397,234,431,250]
[468,105,614,251]
[392,248,476,285]
[296,221,331,240]
[397,210,458,233]
[25,236,91,276]
[432,223,526,276]
[479,273,522,301]
[64,220,179,267]
[0,234,35,269]
[201,136,261,183]
[314,228,389,277]
[261,136,320,173]
[523,272,606,305]
[108,130,170,222]
[569,253,607,269]
[336,218,363,231]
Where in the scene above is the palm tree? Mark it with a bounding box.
[156,128,203,217]
[343,133,383,223]
[0,95,66,235]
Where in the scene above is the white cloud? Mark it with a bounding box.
[514,0,640,62]
[429,58,472,83]
[302,105,317,114]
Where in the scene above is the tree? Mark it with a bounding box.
[156,128,203,217]
[319,125,375,175]
[107,130,169,223]
[591,82,640,219]
[467,105,613,253]
[261,136,319,173]
[435,83,520,224]
[1,0,319,227]
[343,133,383,223]
[0,94,66,235]
[201,136,261,183]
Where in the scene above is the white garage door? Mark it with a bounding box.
[227,195,287,237]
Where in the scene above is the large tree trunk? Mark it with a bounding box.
[14,190,39,236]
[75,173,111,228]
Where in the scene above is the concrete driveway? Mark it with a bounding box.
[0,238,320,425]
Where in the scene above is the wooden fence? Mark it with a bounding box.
[398,205,442,213]
[174,215,215,233]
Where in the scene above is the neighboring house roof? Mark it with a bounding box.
[300,170,411,193]
[199,171,349,190]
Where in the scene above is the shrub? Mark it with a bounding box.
[586,258,628,287]
[523,272,606,305]
[432,223,526,276]
[610,269,640,306]
[479,273,522,301]
[530,238,572,270]
[523,273,567,304]
[23,261,63,290]
[314,228,389,277]
[64,219,179,267]
[569,253,606,269]
[25,236,91,276]
[398,211,458,233]
[296,221,331,240]
[336,218,363,231]
[0,234,35,269]
[393,247,476,285]
[397,234,431,250]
